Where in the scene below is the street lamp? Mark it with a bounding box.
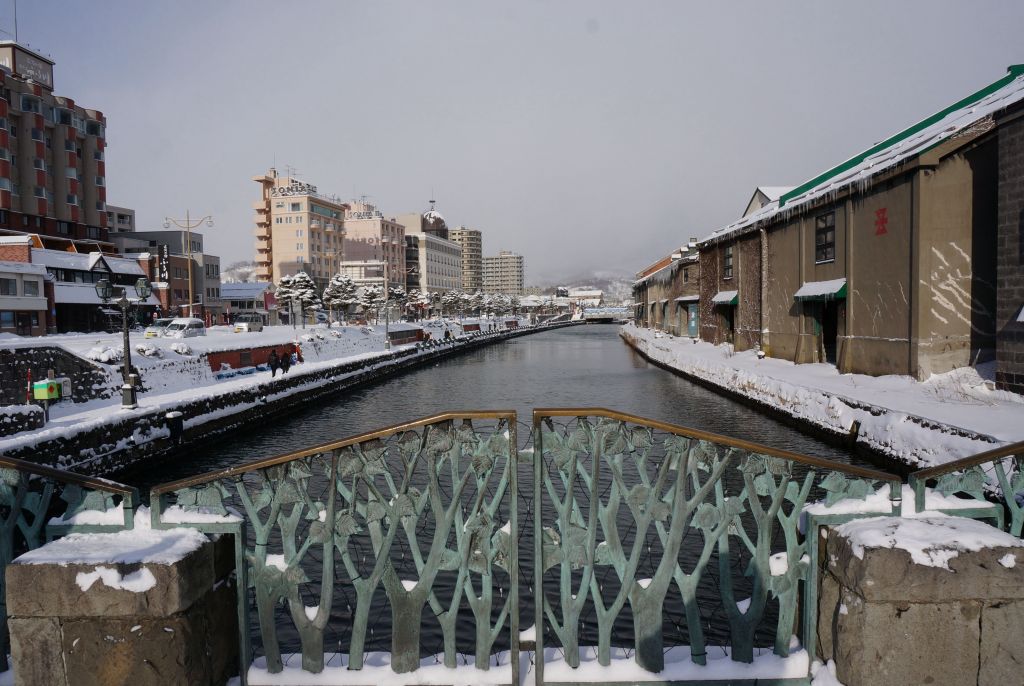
[381,238,392,350]
[96,277,152,409]
[163,212,213,318]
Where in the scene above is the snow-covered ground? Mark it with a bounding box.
[0,318,530,460]
[621,324,1024,469]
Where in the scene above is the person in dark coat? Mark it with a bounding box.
[268,350,280,377]
[280,349,291,374]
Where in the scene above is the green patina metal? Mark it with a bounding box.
[532,410,899,683]
[910,451,1024,536]
[150,412,519,686]
[0,458,137,674]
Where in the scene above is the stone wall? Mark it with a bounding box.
[817,520,1024,686]
[996,107,1024,393]
[7,535,238,686]
[0,345,114,406]
[0,404,44,437]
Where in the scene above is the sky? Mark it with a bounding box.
[7,1,1024,284]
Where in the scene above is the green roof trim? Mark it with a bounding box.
[779,64,1024,208]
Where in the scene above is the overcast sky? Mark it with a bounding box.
[10,1,1024,284]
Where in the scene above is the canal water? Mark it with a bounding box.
[116,324,876,660]
[120,324,866,490]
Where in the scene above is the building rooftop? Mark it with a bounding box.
[703,64,1024,246]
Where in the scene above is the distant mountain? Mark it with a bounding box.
[533,269,634,304]
[222,260,260,283]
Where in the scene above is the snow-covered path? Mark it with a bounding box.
[621,324,1024,469]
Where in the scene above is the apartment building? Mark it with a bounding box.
[482,250,524,295]
[252,168,348,291]
[105,204,135,233]
[0,42,110,251]
[405,230,462,294]
[450,226,482,292]
[122,229,220,321]
[340,200,406,290]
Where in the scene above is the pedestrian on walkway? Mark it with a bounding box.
[268,350,280,377]
[280,349,291,374]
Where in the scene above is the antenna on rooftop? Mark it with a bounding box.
[13,0,17,43]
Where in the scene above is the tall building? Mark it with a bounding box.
[121,229,221,321]
[450,226,482,292]
[482,250,524,295]
[397,205,461,294]
[0,42,110,251]
[340,200,406,290]
[252,168,348,290]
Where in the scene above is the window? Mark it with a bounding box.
[33,186,46,199]
[64,139,75,152]
[95,201,105,211]
[30,128,42,141]
[683,268,689,283]
[58,110,72,126]
[0,312,12,328]
[86,226,99,238]
[20,96,39,113]
[23,280,39,297]
[66,194,78,206]
[65,167,77,180]
[93,150,104,161]
[290,202,300,212]
[723,245,734,279]
[57,221,70,235]
[815,212,836,263]
[0,179,10,192]
[95,176,105,186]
[0,278,15,295]
[7,124,14,137]
[275,217,282,224]
[86,121,103,137]
[296,215,303,223]
[32,158,45,170]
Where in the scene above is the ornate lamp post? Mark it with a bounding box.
[163,212,213,317]
[95,277,152,409]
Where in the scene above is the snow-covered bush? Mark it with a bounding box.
[86,345,123,364]
[135,343,162,358]
[170,342,192,356]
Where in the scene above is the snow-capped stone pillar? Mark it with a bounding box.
[5,528,238,686]
[817,516,1024,686]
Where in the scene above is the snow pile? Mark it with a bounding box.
[622,324,1024,468]
[85,345,122,363]
[170,342,192,355]
[834,515,1024,570]
[15,507,209,566]
[810,660,845,686]
[75,566,157,593]
[134,343,162,358]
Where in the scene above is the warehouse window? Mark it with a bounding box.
[723,245,734,279]
[815,212,835,263]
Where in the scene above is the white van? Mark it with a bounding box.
[233,313,264,333]
[162,317,207,338]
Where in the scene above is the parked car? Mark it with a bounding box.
[162,317,207,338]
[233,313,264,333]
[144,317,175,339]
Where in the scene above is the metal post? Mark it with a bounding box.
[383,241,391,350]
[185,209,192,318]
[120,293,137,409]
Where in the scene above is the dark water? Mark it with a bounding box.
[120,324,865,490]
[116,325,873,660]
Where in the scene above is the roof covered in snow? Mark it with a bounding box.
[32,249,145,276]
[704,65,1024,246]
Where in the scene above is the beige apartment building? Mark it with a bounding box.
[340,200,406,290]
[482,250,524,295]
[252,168,348,291]
[450,226,482,292]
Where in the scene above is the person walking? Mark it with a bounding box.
[268,350,280,377]
[280,349,291,374]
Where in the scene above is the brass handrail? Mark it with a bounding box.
[533,407,901,483]
[0,454,137,498]
[909,439,1024,481]
[150,410,517,496]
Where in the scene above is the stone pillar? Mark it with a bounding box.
[6,535,238,686]
[817,517,1024,686]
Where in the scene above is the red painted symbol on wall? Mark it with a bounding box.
[874,208,889,236]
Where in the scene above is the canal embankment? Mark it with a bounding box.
[620,323,1024,470]
[0,321,581,475]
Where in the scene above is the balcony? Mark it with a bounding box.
[254,225,270,239]
[252,201,269,212]
[253,214,270,226]
[256,239,270,253]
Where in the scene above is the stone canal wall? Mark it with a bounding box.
[0,322,581,476]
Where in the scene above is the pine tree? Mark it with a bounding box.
[288,272,321,328]
[275,274,298,329]
[323,273,359,323]
[359,284,385,323]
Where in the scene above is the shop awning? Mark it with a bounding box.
[675,295,699,303]
[658,299,669,305]
[711,290,738,305]
[794,278,847,301]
